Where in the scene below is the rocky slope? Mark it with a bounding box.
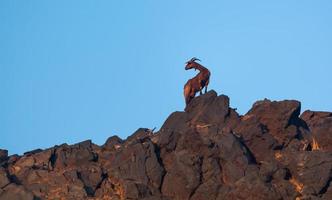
[1,90,332,200]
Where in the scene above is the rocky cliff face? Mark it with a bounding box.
[1,90,332,200]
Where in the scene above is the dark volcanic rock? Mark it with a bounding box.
[160,111,189,133]
[0,184,35,200]
[234,98,312,162]
[276,150,332,197]
[301,110,332,152]
[243,99,301,144]
[103,135,123,150]
[185,90,240,131]
[234,116,279,163]
[0,149,8,164]
[0,168,9,189]
[52,140,99,170]
[1,91,332,199]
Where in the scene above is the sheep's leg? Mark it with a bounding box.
[205,79,210,93]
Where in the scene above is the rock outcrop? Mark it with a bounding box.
[1,90,332,200]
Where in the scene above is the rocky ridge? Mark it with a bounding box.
[1,90,332,200]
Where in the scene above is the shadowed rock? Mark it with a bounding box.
[1,90,331,200]
[301,110,332,152]
[0,150,8,165]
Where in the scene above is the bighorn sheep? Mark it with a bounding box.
[184,57,211,106]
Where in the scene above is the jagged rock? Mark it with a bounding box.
[222,171,283,200]
[103,135,123,150]
[52,140,98,169]
[185,90,240,130]
[160,125,255,199]
[0,150,8,164]
[276,150,332,197]
[0,168,9,188]
[100,136,123,162]
[301,111,332,152]
[161,129,209,199]
[124,181,152,199]
[216,132,257,185]
[244,99,302,144]
[94,176,125,199]
[105,136,165,198]
[0,184,35,200]
[1,91,332,199]
[6,154,20,166]
[235,116,279,162]
[235,99,312,163]
[126,128,154,144]
[160,111,189,133]
[189,157,221,200]
[322,185,332,200]
[77,165,103,196]
[23,149,43,156]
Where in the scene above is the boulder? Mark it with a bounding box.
[276,151,332,197]
[107,137,165,197]
[235,116,279,162]
[1,91,332,199]
[0,150,8,163]
[0,168,9,188]
[185,90,240,130]
[0,184,35,200]
[301,111,332,152]
[52,140,98,169]
[244,99,302,144]
[222,171,282,200]
[102,135,123,150]
[160,111,189,133]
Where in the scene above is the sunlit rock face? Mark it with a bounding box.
[1,90,332,200]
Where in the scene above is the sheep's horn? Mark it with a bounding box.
[190,57,201,62]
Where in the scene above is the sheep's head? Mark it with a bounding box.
[185,57,201,70]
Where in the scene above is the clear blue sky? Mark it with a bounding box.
[1,1,331,155]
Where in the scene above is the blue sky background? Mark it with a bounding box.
[1,1,331,155]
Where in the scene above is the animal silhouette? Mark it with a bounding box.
[184,57,211,106]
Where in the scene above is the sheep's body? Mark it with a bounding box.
[184,72,210,105]
[184,58,211,106]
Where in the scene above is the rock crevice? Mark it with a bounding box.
[1,90,332,200]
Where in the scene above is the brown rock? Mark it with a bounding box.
[322,184,332,200]
[185,90,240,130]
[301,111,332,152]
[160,129,206,200]
[216,132,257,185]
[124,181,151,199]
[245,99,302,144]
[102,135,123,150]
[0,184,35,200]
[126,128,153,144]
[277,150,332,197]
[235,117,279,162]
[1,91,332,199]
[0,150,8,163]
[23,148,43,156]
[107,136,165,197]
[77,165,103,196]
[160,111,189,133]
[94,176,125,199]
[222,171,282,200]
[0,168,9,189]
[52,140,98,169]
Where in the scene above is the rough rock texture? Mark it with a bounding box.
[301,111,332,152]
[1,90,331,200]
